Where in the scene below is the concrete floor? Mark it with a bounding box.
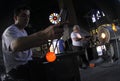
[80,59,120,81]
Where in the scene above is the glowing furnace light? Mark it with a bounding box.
[46,52,56,62]
[101,32,106,39]
[49,13,61,24]
[112,23,117,32]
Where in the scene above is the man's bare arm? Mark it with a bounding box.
[73,37,84,41]
[11,24,63,52]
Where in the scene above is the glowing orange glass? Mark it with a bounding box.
[46,52,56,62]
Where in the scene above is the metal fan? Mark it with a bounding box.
[49,13,61,24]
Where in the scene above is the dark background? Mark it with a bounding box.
[0,0,60,35]
[0,0,120,35]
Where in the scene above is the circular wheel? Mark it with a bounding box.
[98,25,110,43]
[49,13,61,24]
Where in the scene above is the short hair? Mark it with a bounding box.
[73,25,80,30]
[14,5,30,16]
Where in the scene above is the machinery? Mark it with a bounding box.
[97,24,120,61]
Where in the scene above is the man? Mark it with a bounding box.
[70,25,89,68]
[2,5,64,81]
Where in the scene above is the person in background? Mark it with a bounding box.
[58,37,65,53]
[50,37,65,54]
[70,25,89,69]
[2,5,64,81]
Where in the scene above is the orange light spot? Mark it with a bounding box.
[46,52,56,62]
[89,63,95,68]
[112,23,117,32]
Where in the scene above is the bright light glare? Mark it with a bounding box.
[101,33,106,39]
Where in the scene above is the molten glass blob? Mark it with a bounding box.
[46,52,56,62]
